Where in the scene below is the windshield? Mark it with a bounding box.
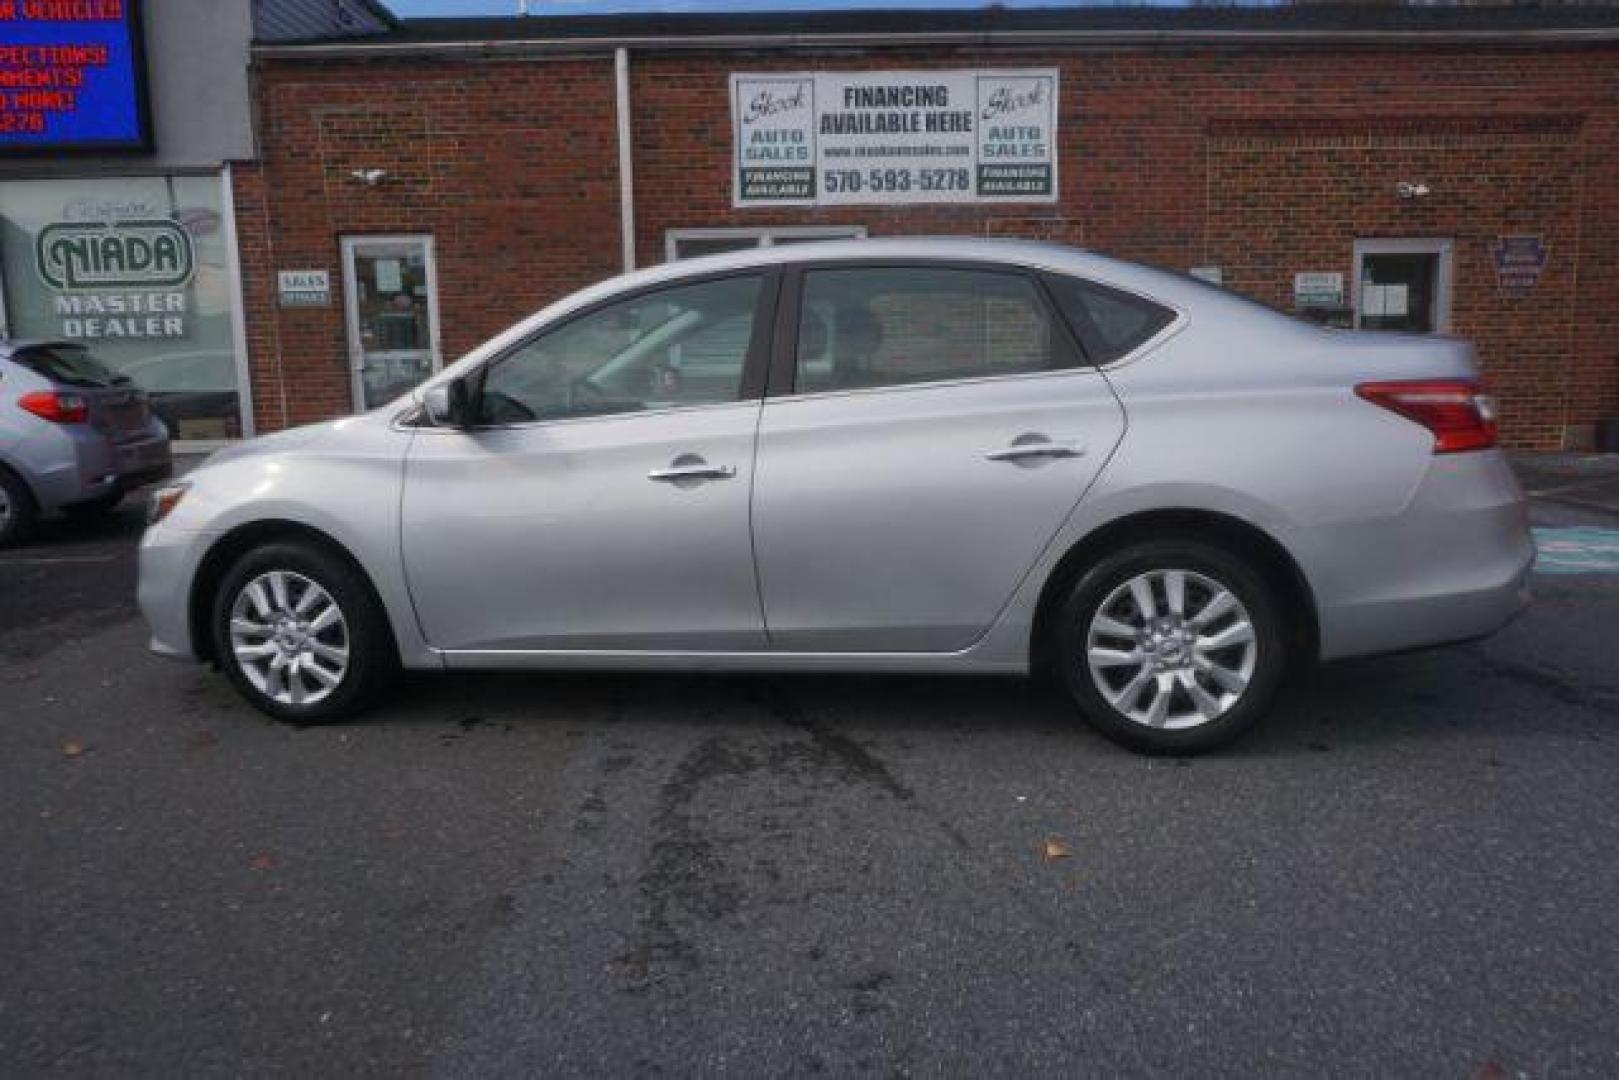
[12,344,128,389]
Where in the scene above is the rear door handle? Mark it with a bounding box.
[648,459,737,482]
[985,438,1085,463]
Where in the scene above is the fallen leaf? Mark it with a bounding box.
[249,853,279,871]
[1041,837,1070,863]
[62,740,86,759]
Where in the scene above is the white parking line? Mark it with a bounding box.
[1532,527,1619,574]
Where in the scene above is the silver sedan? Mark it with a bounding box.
[138,239,1531,753]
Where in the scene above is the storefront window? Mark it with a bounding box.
[0,176,244,440]
[666,226,866,262]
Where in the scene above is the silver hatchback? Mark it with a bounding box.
[1,340,172,546]
[138,239,1531,753]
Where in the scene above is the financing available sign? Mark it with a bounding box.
[731,69,1060,207]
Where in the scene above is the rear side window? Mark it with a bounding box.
[11,344,125,388]
[794,266,1059,394]
[1047,276,1176,365]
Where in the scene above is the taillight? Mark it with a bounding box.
[17,390,90,425]
[1354,380,1499,454]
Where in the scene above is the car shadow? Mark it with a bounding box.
[5,499,149,555]
[346,632,1611,760]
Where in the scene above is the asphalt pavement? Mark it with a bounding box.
[1,463,1617,1076]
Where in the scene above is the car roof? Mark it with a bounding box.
[565,236,1227,314]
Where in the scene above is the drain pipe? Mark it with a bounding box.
[615,46,636,272]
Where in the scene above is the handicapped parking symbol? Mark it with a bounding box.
[1532,527,1619,574]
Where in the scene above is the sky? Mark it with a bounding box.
[383,0,1151,17]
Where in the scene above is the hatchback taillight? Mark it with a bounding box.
[1354,380,1499,454]
[17,390,90,425]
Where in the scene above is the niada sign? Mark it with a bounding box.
[37,219,195,291]
[33,217,196,340]
[731,70,1060,207]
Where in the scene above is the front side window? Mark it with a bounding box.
[479,275,762,425]
[1046,276,1176,365]
[794,266,1057,394]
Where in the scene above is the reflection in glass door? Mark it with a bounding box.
[341,235,441,411]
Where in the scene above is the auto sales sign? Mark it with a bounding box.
[731,70,1060,207]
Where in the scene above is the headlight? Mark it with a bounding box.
[147,482,191,526]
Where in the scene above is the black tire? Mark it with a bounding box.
[1054,539,1288,755]
[0,468,37,548]
[62,491,123,519]
[210,540,398,724]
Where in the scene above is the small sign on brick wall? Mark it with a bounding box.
[1293,271,1344,308]
[1494,235,1548,292]
[277,270,331,308]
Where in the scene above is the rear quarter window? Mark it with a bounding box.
[1047,276,1176,365]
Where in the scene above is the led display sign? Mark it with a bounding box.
[0,0,150,152]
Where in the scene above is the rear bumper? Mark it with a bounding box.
[19,422,171,512]
[1310,450,1534,661]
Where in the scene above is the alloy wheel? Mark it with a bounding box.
[1085,568,1258,730]
[228,570,351,706]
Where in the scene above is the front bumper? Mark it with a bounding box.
[137,525,215,663]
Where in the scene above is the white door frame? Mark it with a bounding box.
[219,165,257,439]
[1352,237,1454,333]
[340,234,443,412]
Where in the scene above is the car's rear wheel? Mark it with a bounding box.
[211,541,396,723]
[0,469,37,548]
[1055,539,1287,754]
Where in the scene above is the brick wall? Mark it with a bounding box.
[245,55,623,430]
[245,42,1619,447]
[1206,116,1583,449]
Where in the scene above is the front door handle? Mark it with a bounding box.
[648,455,737,483]
[985,437,1085,463]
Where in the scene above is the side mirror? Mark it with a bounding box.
[423,376,475,429]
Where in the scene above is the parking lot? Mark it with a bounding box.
[2,460,1617,1076]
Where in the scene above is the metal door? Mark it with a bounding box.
[752,263,1127,652]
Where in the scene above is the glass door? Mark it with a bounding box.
[1353,238,1453,333]
[341,235,442,411]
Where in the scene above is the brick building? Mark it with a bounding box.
[235,5,1619,448]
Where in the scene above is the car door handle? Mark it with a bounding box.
[648,462,737,482]
[985,438,1085,463]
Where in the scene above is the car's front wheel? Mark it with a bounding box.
[1056,539,1288,754]
[211,541,396,723]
